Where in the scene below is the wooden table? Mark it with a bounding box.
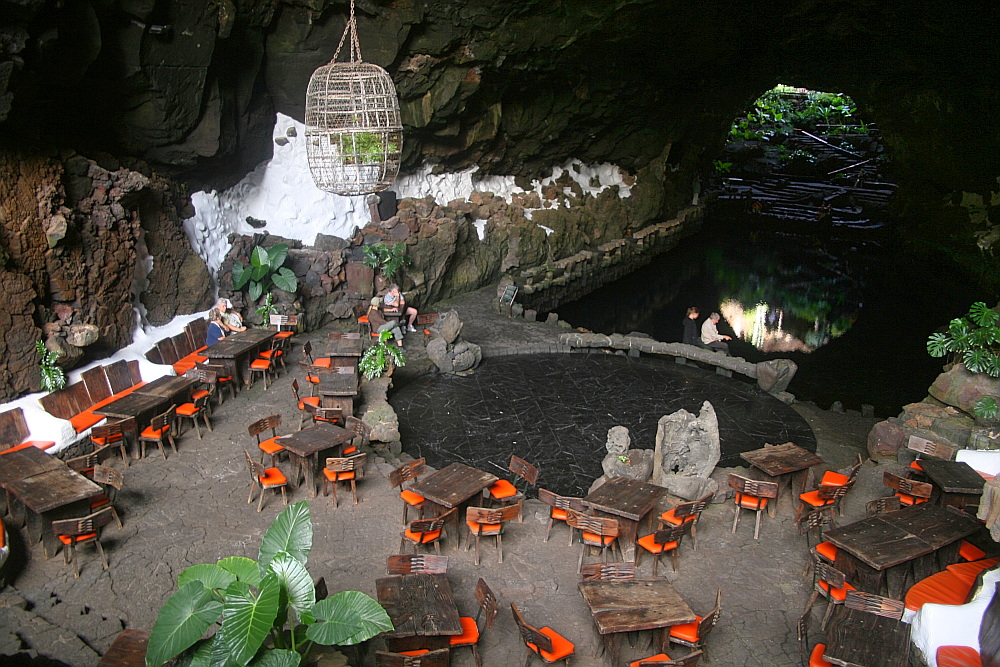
[583,477,667,561]
[202,329,275,388]
[0,445,63,485]
[91,392,167,421]
[741,442,824,515]
[376,573,462,652]
[278,422,354,497]
[919,459,985,511]
[6,466,102,558]
[408,463,499,544]
[578,578,696,665]
[133,375,199,402]
[822,606,910,667]
[316,368,359,415]
[327,333,364,358]
[824,503,983,598]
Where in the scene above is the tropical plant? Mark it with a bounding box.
[232,243,298,302]
[713,160,733,175]
[359,330,406,380]
[255,293,277,321]
[362,243,410,280]
[36,340,66,392]
[145,501,391,667]
[928,302,1000,418]
[976,396,1000,420]
[342,132,399,165]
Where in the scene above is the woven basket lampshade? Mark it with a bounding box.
[305,61,403,195]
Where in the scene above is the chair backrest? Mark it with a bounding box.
[51,507,115,537]
[248,415,281,442]
[386,554,450,574]
[510,603,554,655]
[581,562,636,580]
[91,420,125,443]
[156,339,180,365]
[866,495,902,517]
[244,449,267,480]
[796,609,813,666]
[416,312,439,327]
[696,589,723,640]
[727,474,779,499]
[537,487,586,513]
[797,508,832,536]
[150,406,176,433]
[814,560,849,590]
[67,451,99,473]
[345,415,370,441]
[908,435,955,462]
[653,523,691,546]
[844,590,904,620]
[389,458,427,489]
[509,455,540,487]
[673,494,712,521]
[93,464,123,491]
[466,502,521,532]
[325,453,367,473]
[302,340,315,365]
[474,578,498,628]
[374,648,451,667]
[815,479,855,502]
[566,510,619,538]
[883,471,933,499]
[409,507,456,535]
[638,650,704,667]
[313,407,343,424]
[0,407,31,447]
[845,453,865,483]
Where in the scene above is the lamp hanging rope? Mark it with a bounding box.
[304,0,402,195]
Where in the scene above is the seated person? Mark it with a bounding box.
[682,306,702,346]
[382,284,418,333]
[206,308,226,347]
[700,311,732,355]
[367,298,404,347]
[217,298,246,333]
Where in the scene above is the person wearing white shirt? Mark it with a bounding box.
[700,312,731,355]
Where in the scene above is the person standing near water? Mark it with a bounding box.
[701,311,732,354]
[682,307,701,345]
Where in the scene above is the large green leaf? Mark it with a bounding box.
[266,244,289,271]
[267,552,315,618]
[926,332,950,357]
[172,635,218,667]
[232,261,252,290]
[259,501,312,573]
[249,280,264,302]
[247,649,301,667]
[272,267,297,294]
[305,591,392,646]
[215,577,281,667]
[218,557,263,587]
[251,246,270,269]
[179,564,237,593]
[146,582,223,666]
[970,302,999,327]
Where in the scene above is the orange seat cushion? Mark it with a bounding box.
[191,389,210,400]
[22,440,55,450]
[960,540,987,562]
[820,470,848,486]
[259,349,282,359]
[896,492,929,506]
[466,520,502,535]
[818,579,856,602]
[298,396,321,410]
[637,533,678,554]
[400,489,425,506]
[810,643,833,667]
[910,460,925,472]
[141,424,170,439]
[306,374,321,384]
[488,479,518,499]
[175,403,200,416]
[815,541,838,562]
[798,490,833,508]
[70,411,105,433]
[312,358,332,368]
[90,433,123,446]
[274,331,294,339]
[528,627,575,662]
[59,531,97,545]
[946,558,1000,586]
[259,437,285,455]
[404,527,441,544]
[357,315,369,324]
[250,359,271,370]
[551,507,568,521]
[736,493,769,510]
[660,508,696,526]
[905,571,969,611]
[259,467,287,486]
[90,494,110,508]
[581,531,615,546]
[450,616,480,646]
[399,649,429,656]
[322,469,355,482]
[669,617,702,643]
[1,443,33,455]
[937,646,983,667]
[630,653,671,667]
[343,445,358,455]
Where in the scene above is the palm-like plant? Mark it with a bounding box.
[928,302,1000,418]
[359,330,406,380]
[36,340,66,392]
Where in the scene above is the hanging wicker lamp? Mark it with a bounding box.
[304,0,402,195]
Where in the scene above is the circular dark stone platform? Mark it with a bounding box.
[391,353,816,497]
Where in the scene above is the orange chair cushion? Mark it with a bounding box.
[937,646,983,667]
[90,494,110,508]
[488,479,518,499]
[450,616,480,646]
[527,626,575,662]
[259,349,282,359]
[191,389,210,400]
[306,374,321,384]
[343,445,358,455]
[259,437,285,455]
[820,470,849,486]
[960,540,987,562]
[905,571,969,611]
[398,649,429,656]
[404,527,441,544]
[141,424,170,439]
[798,490,833,508]
[637,533,678,554]
[400,489,425,506]
[660,508,696,526]
[69,411,104,433]
[274,331,294,339]
[551,507,568,521]
[581,531,616,546]
[818,579,856,602]
[736,493,769,510]
[910,460,925,472]
[815,541,838,562]
[896,492,929,506]
[946,558,1000,586]
[322,469,355,482]
[217,376,233,382]
[175,403,200,416]
[23,440,56,450]
[1,443,33,454]
[250,359,271,370]
[312,358,332,368]
[59,532,97,545]
[298,396,321,410]
[466,520,501,534]
[669,617,702,643]
[259,467,287,486]
[630,653,670,667]
[357,315,369,324]
[810,643,833,667]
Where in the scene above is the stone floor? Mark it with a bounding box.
[0,284,917,667]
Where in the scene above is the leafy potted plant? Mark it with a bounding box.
[362,242,410,281]
[927,301,1000,419]
[145,501,391,666]
[36,340,66,392]
[232,243,299,302]
[359,330,406,380]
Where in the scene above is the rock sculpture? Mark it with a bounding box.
[600,426,654,481]
[425,309,482,375]
[651,401,721,500]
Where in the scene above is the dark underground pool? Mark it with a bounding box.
[390,353,815,497]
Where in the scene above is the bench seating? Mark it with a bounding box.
[905,559,1000,612]
[144,319,209,375]
[0,406,56,452]
[38,360,146,433]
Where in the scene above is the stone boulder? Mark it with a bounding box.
[434,309,464,345]
[929,363,1000,416]
[426,309,482,375]
[756,358,797,393]
[600,426,654,481]
[867,419,908,460]
[650,401,721,500]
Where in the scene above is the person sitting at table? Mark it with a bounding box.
[217,298,246,333]
[206,308,226,347]
[367,298,404,347]
[382,284,418,333]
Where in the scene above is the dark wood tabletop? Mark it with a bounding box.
[822,606,910,667]
[578,578,696,634]
[583,477,667,521]
[824,503,982,571]
[408,462,499,508]
[740,441,824,477]
[280,422,354,458]
[133,375,199,400]
[327,334,364,358]
[376,573,462,639]
[919,460,987,495]
[315,370,359,397]
[6,467,102,513]
[0,445,64,485]
[202,328,275,359]
[91,392,167,420]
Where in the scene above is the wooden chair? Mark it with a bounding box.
[139,406,177,460]
[844,589,904,620]
[291,379,320,430]
[450,578,498,667]
[355,303,372,337]
[808,557,856,631]
[907,435,955,475]
[486,455,538,521]
[374,649,451,667]
[386,554,450,574]
[865,495,902,517]
[819,453,864,487]
[883,470,932,506]
[322,453,367,508]
[343,415,370,456]
[795,479,855,524]
[68,446,115,476]
[667,588,722,658]
[581,562,636,581]
[90,465,124,529]
[176,371,214,439]
[302,340,332,369]
[728,473,778,540]
[308,405,343,428]
[537,487,585,545]
[510,602,575,665]
[270,313,297,342]
[256,335,286,375]
[658,492,712,551]
[566,510,619,573]
[51,507,115,578]
[198,363,235,404]
[798,507,834,551]
[249,415,286,468]
[401,508,456,555]
[389,458,429,526]
[636,522,692,575]
[465,502,522,564]
[797,607,831,667]
[185,367,217,413]
[90,420,131,466]
[629,650,703,667]
[244,449,287,512]
[417,312,439,346]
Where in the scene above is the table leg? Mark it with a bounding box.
[303,453,318,498]
[616,517,640,562]
[602,633,622,666]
